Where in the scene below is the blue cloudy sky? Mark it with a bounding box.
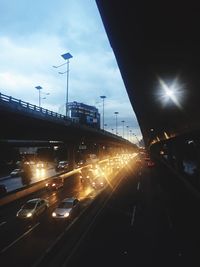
[0,0,142,142]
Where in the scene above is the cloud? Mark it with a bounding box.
[0,0,142,140]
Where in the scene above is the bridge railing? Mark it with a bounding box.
[0,92,67,120]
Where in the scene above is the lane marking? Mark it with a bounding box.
[1,222,40,253]
[0,221,6,227]
[137,181,140,191]
[131,205,136,226]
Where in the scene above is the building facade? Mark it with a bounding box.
[68,101,100,129]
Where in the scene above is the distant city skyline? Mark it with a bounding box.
[0,0,142,143]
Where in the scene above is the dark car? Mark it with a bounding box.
[10,168,24,177]
[45,177,64,190]
[91,177,106,190]
[56,161,69,172]
[147,160,155,167]
[79,168,95,184]
[0,184,7,196]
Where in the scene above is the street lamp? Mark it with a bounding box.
[121,120,125,138]
[35,86,42,107]
[129,129,132,142]
[41,92,50,106]
[53,52,73,117]
[126,126,129,140]
[133,133,139,146]
[100,96,106,130]
[114,112,119,135]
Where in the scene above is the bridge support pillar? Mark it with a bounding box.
[67,143,76,170]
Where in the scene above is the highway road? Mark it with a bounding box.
[0,164,57,192]
[2,154,199,267]
[0,156,134,266]
[37,158,200,267]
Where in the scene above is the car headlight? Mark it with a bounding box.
[52,212,56,217]
[26,212,32,218]
[64,212,69,217]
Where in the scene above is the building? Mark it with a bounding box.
[68,101,100,129]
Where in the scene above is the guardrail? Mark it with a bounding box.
[0,92,67,120]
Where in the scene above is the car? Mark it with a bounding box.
[0,184,7,196]
[75,160,84,169]
[79,167,94,184]
[10,168,23,177]
[45,177,64,190]
[56,161,69,171]
[36,162,46,169]
[52,197,80,219]
[91,177,106,189]
[16,198,49,220]
[147,160,155,167]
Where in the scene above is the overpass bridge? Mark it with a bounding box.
[0,92,134,146]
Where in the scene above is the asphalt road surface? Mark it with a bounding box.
[1,157,200,267]
[50,160,200,267]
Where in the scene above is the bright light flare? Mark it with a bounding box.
[157,76,185,109]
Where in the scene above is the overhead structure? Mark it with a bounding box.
[96,0,200,146]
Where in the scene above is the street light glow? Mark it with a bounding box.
[157,76,184,109]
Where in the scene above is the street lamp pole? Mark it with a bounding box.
[129,129,132,142]
[126,126,129,140]
[121,120,125,138]
[100,96,106,130]
[133,133,139,146]
[114,112,119,135]
[35,86,42,107]
[53,52,73,117]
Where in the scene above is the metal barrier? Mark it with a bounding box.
[0,92,68,120]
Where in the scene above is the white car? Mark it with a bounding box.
[52,198,80,219]
[16,198,49,220]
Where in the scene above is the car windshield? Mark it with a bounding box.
[23,202,36,209]
[13,169,20,172]
[58,201,73,209]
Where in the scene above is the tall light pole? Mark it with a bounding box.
[121,120,125,138]
[126,125,129,140]
[114,112,119,135]
[100,95,106,130]
[41,92,50,106]
[53,52,73,117]
[133,133,140,146]
[129,129,132,142]
[35,86,42,107]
